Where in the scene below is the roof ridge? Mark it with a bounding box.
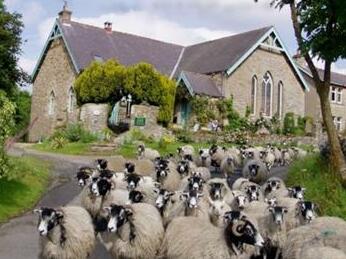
[67,20,184,48]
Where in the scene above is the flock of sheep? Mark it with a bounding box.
[33,143,346,259]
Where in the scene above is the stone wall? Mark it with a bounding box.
[80,103,110,133]
[131,104,159,129]
[28,38,78,142]
[219,47,306,119]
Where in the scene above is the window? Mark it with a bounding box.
[333,116,342,131]
[277,81,283,118]
[48,91,55,116]
[68,87,76,113]
[261,72,273,117]
[331,87,342,104]
[250,76,257,115]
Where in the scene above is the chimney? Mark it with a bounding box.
[104,22,112,33]
[58,1,72,23]
[293,51,306,68]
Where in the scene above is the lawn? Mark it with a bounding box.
[286,154,346,220]
[0,156,50,223]
[32,142,93,155]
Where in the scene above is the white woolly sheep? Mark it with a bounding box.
[34,206,95,259]
[262,150,276,170]
[103,203,165,259]
[195,148,212,168]
[281,149,292,166]
[232,177,251,190]
[223,147,242,168]
[209,144,226,167]
[177,145,195,159]
[282,217,346,259]
[156,163,185,192]
[242,159,269,184]
[207,197,232,227]
[220,155,236,177]
[137,144,160,161]
[193,167,211,182]
[262,177,289,199]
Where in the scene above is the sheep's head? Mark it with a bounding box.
[199,149,210,162]
[90,177,113,197]
[297,201,316,223]
[265,179,281,193]
[95,159,108,170]
[137,144,145,156]
[176,160,189,177]
[225,212,264,250]
[75,168,92,187]
[128,190,144,204]
[188,173,205,191]
[154,188,175,209]
[104,204,133,233]
[288,186,306,200]
[264,197,278,207]
[245,185,261,202]
[208,182,226,200]
[268,206,288,226]
[232,191,248,210]
[33,207,64,236]
[208,197,227,217]
[209,144,218,155]
[180,189,203,208]
[156,166,169,182]
[124,162,135,174]
[248,163,260,177]
[124,173,142,190]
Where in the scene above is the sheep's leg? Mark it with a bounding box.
[274,248,281,259]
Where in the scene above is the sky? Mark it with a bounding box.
[5,0,346,77]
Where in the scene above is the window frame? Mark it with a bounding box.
[67,87,76,113]
[261,72,273,117]
[251,75,257,116]
[277,81,283,119]
[48,90,55,116]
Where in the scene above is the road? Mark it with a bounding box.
[0,145,288,259]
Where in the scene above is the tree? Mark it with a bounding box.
[0,0,28,96]
[255,0,346,185]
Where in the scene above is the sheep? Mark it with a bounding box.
[223,147,243,168]
[281,149,292,166]
[282,217,346,259]
[193,167,211,182]
[207,197,231,227]
[261,150,276,170]
[232,178,264,202]
[107,155,126,172]
[177,145,195,159]
[176,159,196,177]
[229,190,249,210]
[75,166,96,187]
[292,147,308,159]
[220,155,236,177]
[34,206,95,259]
[195,148,212,168]
[242,159,269,184]
[287,186,306,200]
[209,144,226,168]
[262,177,289,199]
[270,146,283,166]
[103,203,165,259]
[156,163,184,192]
[137,144,160,161]
[160,213,264,258]
[295,200,318,225]
[180,189,209,219]
[232,177,251,190]
[134,158,155,176]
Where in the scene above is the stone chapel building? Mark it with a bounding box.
[29,5,314,141]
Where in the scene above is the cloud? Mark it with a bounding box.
[18,56,36,74]
[21,1,45,26]
[38,17,55,44]
[75,10,233,46]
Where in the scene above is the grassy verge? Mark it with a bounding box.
[32,142,92,155]
[0,156,50,223]
[286,154,346,220]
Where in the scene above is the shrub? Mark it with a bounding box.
[283,112,295,135]
[175,129,193,143]
[191,96,215,125]
[50,136,68,150]
[50,123,97,144]
[158,135,175,149]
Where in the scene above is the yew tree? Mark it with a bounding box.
[255,0,346,186]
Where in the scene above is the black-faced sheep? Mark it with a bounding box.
[242,159,269,184]
[34,206,95,259]
[177,145,195,159]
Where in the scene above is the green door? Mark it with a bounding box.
[180,101,191,126]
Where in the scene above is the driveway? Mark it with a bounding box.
[0,145,288,259]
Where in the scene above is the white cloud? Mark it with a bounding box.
[313,57,346,75]
[38,17,55,44]
[75,10,233,46]
[19,57,36,74]
[22,1,45,26]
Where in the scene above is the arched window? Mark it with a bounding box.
[261,72,273,117]
[48,90,55,116]
[68,87,76,113]
[251,76,257,115]
[277,81,283,118]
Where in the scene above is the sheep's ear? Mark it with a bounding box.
[125,208,133,218]
[154,182,161,188]
[33,208,42,215]
[231,191,236,197]
[153,188,159,194]
[55,210,64,220]
[268,207,274,213]
[103,207,112,213]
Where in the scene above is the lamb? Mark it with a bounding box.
[282,217,346,259]
[177,145,195,159]
[160,213,264,258]
[137,144,160,161]
[242,159,269,184]
[103,203,165,259]
[34,206,95,259]
[220,155,236,177]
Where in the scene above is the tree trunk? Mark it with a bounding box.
[316,83,346,185]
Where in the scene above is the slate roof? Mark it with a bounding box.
[299,65,346,88]
[60,21,184,76]
[181,71,223,97]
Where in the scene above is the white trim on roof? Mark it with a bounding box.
[226,27,309,92]
[177,71,195,96]
[170,47,185,79]
[31,19,79,82]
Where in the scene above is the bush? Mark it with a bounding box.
[50,136,68,150]
[50,123,97,144]
[175,129,193,143]
[191,96,215,125]
[283,112,295,135]
[158,135,175,150]
[216,98,249,131]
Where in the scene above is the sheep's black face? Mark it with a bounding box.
[76,170,91,187]
[125,162,135,174]
[298,201,315,223]
[156,167,169,182]
[154,188,174,209]
[224,210,243,223]
[246,185,261,202]
[226,157,233,165]
[199,149,210,162]
[265,180,281,193]
[188,175,204,191]
[183,154,193,161]
[265,197,278,207]
[96,159,108,170]
[288,186,305,200]
[91,178,112,196]
[268,206,288,225]
[99,169,114,179]
[129,190,144,203]
[105,204,132,233]
[248,164,259,177]
[177,161,189,176]
[259,151,266,159]
[226,218,264,249]
[181,189,203,208]
[125,174,141,190]
[209,144,218,155]
[209,183,224,200]
[34,207,63,236]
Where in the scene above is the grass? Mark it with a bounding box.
[32,142,92,155]
[0,156,50,223]
[286,154,346,220]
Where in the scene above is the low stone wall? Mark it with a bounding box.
[131,104,159,129]
[80,103,110,133]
